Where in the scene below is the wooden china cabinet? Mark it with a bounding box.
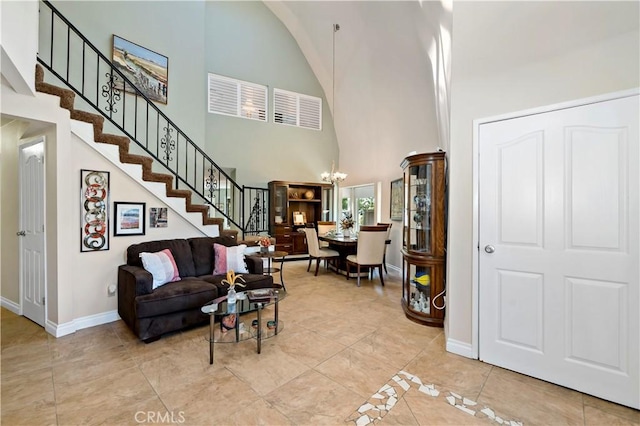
[268,181,334,255]
[400,152,447,327]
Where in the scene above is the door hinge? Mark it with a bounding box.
[42,297,45,305]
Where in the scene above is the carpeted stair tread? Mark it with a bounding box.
[121,153,153,167]
[70,110,105,138]
[34,64,221,230]
[166,188,192,200]
[204,217,224,226]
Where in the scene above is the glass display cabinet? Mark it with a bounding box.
[400,152,446,327]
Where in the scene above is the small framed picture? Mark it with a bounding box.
[150,207,168,228]
[114,202,146,236]
[390,178,403,221]
[292,211,306,225]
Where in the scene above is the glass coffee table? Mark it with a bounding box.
[200,285,286,365]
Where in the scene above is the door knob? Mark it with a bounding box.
[16,230,26,236]
[484,245,495,254]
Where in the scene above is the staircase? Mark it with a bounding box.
[36,0,269,237]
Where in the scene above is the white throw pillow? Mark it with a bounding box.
[213,243,249,274]
[139,249,181,289]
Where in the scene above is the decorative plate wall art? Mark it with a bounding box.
[81,169,110,252]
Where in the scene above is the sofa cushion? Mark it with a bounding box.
[139,249,181,289]
[135,278,218,318]
[127,239,196,278]
[188,236,238,276]
[213,243,248,274]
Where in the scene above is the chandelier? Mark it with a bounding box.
[321,161,347,184]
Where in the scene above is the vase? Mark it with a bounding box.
[227,287,237,313]
[260,246,268,254]
[343,228,351,238]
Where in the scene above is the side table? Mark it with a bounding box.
[248,250,288,291]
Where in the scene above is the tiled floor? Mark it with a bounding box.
[1,261,638,425]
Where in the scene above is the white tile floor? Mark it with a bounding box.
[2,261,638,425]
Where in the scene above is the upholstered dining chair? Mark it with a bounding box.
[316,221,336,248]
[303,227,340,276]
[377,222,392,274]
[346,225,388,287]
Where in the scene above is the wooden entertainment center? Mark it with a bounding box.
[268,181,334,255]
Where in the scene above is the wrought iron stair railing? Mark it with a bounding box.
[37,0,268,236]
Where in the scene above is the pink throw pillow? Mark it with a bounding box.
[213,243,248,275]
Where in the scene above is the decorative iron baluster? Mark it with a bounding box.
[101,71,121,113]
[204,167,218,200]
[160,126,175,162]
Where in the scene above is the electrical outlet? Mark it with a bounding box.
[107,284,117,296]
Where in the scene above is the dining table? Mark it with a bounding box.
[317,234,361,277]
[318,233,392,278]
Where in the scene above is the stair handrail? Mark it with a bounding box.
[38,0,254,230]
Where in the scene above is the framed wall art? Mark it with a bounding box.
[149,207,168,228]
[114,202,146,236]
[390,177,404,221]
[112,35,168,104]
[81,169,110,252]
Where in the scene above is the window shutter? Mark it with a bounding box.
[274,88,322,130]
[208,74,267,122]
[299,95,321,130]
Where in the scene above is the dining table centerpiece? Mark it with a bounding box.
[340,212,355,237]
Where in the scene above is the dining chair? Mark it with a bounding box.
[346,226,388,287]
[316,221,336,248]
[303,227,340,276]
[377,222,392,274]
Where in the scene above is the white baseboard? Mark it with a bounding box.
[0,297,21,315]
[46,310,121,338]
[446,337,477,359]
[386,264,401,275]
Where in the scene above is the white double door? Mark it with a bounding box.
[478,94,639,408]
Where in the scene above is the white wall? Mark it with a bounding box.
[0,0,38,95]
[447,2,640,350]
[204,1,339,187]
[0,119,28,305]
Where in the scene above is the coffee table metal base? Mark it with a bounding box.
[203,298,282,365]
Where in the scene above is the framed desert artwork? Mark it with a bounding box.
[112,35,168,104]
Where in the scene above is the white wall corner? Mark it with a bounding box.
[0,296,21,315]
[446,337,477,359]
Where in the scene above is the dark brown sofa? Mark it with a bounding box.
[118,235,273,342]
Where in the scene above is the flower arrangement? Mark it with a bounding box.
[340,212,355,230]
[258,236,271,248]
[221,270,246,290]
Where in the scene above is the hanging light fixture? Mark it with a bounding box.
[321,24,346,185]
[321,161,347,184]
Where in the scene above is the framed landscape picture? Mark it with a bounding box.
[390,178,403,221]
[112,35,168,104]
[114,202,146,236]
